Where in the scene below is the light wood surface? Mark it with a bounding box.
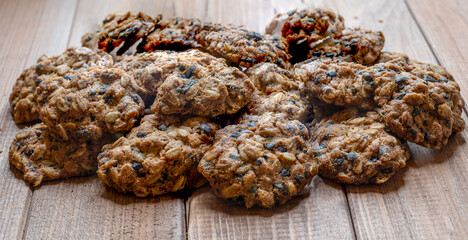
[0,0,467,239]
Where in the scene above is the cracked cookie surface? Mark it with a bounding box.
[365,54,465,149]
[199,113,317,208]
[295,59,375,109]
[141,17,202,51]
[195,23,291,68]
[9,47,113,124]
[83,11,157,54]
[266,8,345,63]
[149,50,255,117]
[9,123,104,187]
[310,108,410,184]
[97,114,218,196]
[36,66,145,141]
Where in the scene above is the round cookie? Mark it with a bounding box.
[306,28,385,65]
[199,113,318,208]
[245,62,300,94]
[97,114,218,197]
[8,123,104,187]
[36,66,145,141]
[365,56,465,149]
[310,108,410,184]
[150,50,255,117]
[247,92,308,122]
[141,17,202,51]
[265,8,345,63]
[9,47,113,124]
[86,11,157,54]
[295,59,375,109]
[195,23,291,68]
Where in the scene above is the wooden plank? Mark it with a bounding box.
[188,178,354,240]
[0,0,77,239]
[24,176,186,240]
[405,0,468,100]
[24,1,187,239]
[323,0,468,239]
[186,1,356,240]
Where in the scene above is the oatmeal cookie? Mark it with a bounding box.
[195,23,291,68]
[265,8,345,63]
[36,67,145,141]
[246,92,308,122]
[199,113,318,208]
[310,108,410,184]
[141,17,202,51]
[306,28,385,65]
[245,63,300,94]
[85,11,157,54]
[150,50,255,117]
[9,47,113,124]
[8,123,104,187]
[295,59,375,109]
[97,114,218,196]
[366,56,465,149]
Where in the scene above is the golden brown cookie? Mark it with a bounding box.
[310,108,410,184]
[36,66,145,141]
[9,47,113,124]
[365,54,465,149]
[265,8,345,63]
[97,114,218,196]
[199,113,318,208]
[295,59,375,109]
[149,50,255,117]
[195,23,291,68]
[141,17,202,51]
[306,28,385,65]
[83,12,157,54]
[9,123,105,187]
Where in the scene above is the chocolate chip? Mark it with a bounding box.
[198,123,212,134]
[63,75,73,80]
[157,124,168,131]
[103,94,114,103]
[346,152,358,161]
[88,89,97,96]
[312,51,321,57]
[277,146,287,152]
[423,75,437,82]
[294,175,304,182]
[327,71,338,78]
[229,154,238,159]
[381,167,394,174]
[333,158,344,168]
[230,131,239,139]
[132,162,145,177]
[279,168,290,177]
[255,159,262,166]
[130,93,140,103]
[24,149,34,157]
[274,183,289,195]
[136,131,147,138]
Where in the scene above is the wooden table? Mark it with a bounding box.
[1,0,467,239]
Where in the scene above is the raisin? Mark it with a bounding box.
[333,158,344,168]
[136,131,147,138]
[294,175,304,182]
[279,168,290,177]
[327,70,338,77]
[198,123,212,134]
[24,149,34,157]
[380,167,394,174]
[132,162,145,177]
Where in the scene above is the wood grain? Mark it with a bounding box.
[322,0,468,239]
[405,0,468,100]
[22,1,188,239]
[0,0,77,239]
[187,178,354,240]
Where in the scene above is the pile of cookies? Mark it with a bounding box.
[8,8,465,208]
